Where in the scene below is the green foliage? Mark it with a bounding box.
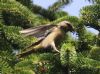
[80,4,100,31]
[78,28,96,51]
[48,0,72,12]
[90,46,100,61]
[75,53,100,74]
[14,59,35,74]
[55,11,68,19]
[76,53,100,68]
[32,4,68,21]
[14,53,61,74]
[60,43,77,66]
[96,33,100,46]
[0,59,13,74]
[1,25,36,50]
[0,49,17,74]
[16,0,33,9]
[0,24,12,51]
[0,0,100,74]
[88,0,100,4]
[0,0,47,28]
[4,26,34,49]
[32,4,56,21]
[60,33,77,67]
[95,0,100,4]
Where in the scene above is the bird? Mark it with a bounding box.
[17,21,75,58]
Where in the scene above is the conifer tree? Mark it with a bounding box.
[0,0,100,74]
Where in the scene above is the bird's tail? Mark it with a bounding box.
[17,44,42,58]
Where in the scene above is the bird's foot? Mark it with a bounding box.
[52,49,60,53]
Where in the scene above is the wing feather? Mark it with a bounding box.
[19,24,56,39]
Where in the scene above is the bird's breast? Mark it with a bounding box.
[41,28,64,48]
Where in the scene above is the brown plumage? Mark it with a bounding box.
[17,21,75,58]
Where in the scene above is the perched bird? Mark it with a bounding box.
[17,21,75,58]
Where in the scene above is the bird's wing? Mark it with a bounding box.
[19,24,56,39]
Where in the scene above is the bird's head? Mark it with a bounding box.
[57,21,75,33]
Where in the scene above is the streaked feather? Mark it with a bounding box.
[19,24,56,39]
